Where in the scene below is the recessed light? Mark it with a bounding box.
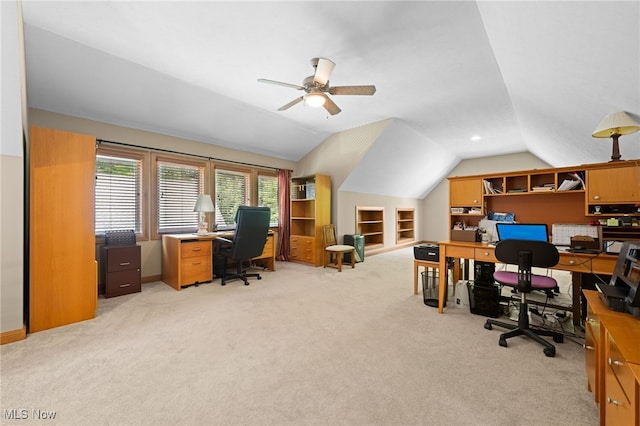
[471,135,481,141]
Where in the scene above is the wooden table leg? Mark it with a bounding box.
[413,260,419,295]
[572,272,582,327]
[438,255,447,313]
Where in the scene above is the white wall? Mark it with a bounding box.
[1,0,26,334]
[421,152,551,242]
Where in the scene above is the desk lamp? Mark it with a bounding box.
[592,111,640,161]
[193,194,214,235]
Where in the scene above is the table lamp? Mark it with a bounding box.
[193,194,214,235]
[592,111,640,161]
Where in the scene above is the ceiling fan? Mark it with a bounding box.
[257,57,376,115]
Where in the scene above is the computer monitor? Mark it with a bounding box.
[496,223,549,242]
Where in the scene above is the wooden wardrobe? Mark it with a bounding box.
[29,126,97,332]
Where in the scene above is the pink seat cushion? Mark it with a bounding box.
[493,271,557,290]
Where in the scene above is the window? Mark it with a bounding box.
[214,168,250,229]
[258,174,279,226]
[155,158,206,235]
[95,147,146,238]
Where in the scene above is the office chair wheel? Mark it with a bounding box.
[553,335,564,343]
[498,337,508,347]
[484,322,493,330]
[257,276,262,280]
[543,347,556,357]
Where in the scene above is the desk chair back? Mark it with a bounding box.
[231,206,271,260]
[219,206,270,285]
[494,239,559,293]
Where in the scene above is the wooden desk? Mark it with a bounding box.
[583,290,640,425]
[162,231,276,290]
[436,241,618,325]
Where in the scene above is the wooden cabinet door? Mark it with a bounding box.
[450,178,482,206]
[587,166,640,203]
[30,127,97,332]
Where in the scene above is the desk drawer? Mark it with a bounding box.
[445,245,475,259]
[105,245,141,272]
[607,333,636,400]
[474,247,497,263]
[105,269,141,298]
[604,365,634,424]
[584,320,598,397]
[181,241,211,259]
[180,255,212,285]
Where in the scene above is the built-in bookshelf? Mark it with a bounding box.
[356,206,384,251]
[396,208,415,245]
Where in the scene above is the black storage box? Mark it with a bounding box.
[468,281,501,318]
[104,229,136,246]
[414,244,439,262]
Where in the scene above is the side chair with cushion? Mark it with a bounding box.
[216,206,270,286]
[322,224,355,272]
[484,239,564,357]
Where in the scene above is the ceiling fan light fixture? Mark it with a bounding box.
[304,92,325,108]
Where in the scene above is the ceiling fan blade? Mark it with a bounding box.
[258,79,304,91]
[277,96,304,111]
[329,85,377,96]
[313,58,335,86]
[322,95,341,115]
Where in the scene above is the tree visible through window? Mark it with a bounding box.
[214,168,250,228]
[258,174,278,226]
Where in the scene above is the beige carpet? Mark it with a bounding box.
[1,247,598,425]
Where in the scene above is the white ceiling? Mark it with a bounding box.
[20,1,640,198]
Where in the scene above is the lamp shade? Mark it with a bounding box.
[193,194,214,212]
[592,111,640,138]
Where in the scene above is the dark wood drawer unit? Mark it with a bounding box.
[101,245,141,298]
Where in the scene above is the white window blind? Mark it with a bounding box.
[214,168,250,228]
[258,174,278,226]
[95,154,142,234]
[157,161,204,234]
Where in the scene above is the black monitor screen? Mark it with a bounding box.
[496,223,549,242]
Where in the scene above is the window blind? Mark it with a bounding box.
[214,168,250,227]
[157,161,204,234]
[95,154,142,234]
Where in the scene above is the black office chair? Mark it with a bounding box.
[484,239,564,357]
[216,206,270,286]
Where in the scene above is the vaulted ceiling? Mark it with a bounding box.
[20,1,640,198]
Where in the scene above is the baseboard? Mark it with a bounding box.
[366,241,418,257]
[1,326,27,345]
[142,275,162,284]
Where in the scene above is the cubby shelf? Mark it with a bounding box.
[396,208,415,245]
[356,206,384,251]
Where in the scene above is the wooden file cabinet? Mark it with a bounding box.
[102,245,141,298]
[290,235,315,264]
[583,290,640,425]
